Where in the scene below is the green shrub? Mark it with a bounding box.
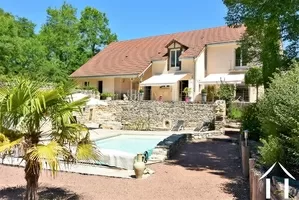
[82,86,97,91]
[258,62,299,137]
[218,83,234,102]
[258,135,284,168]
[228,104,243,120]
[241,103,261,141]
[101,92,115,99]
[217,83,235,110]
[258,62,299,177]
[207,85,218,102]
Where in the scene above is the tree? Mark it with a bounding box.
[39,4,117,79]
[217,83,235,111]
[0,9,49,79]
[223,0,299,88]
[218,83,235,103]
[79,7,117,57]
[0,4,117,83]
[0,78,101,200]
[39,2,80,75]
[245,66,263,101]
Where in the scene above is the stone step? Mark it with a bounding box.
[151,148,168,156]
[149,155,167,162]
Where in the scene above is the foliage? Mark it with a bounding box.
[206,85,218,102]
[0,4,117,84]
[223,0,299,87]
[39,2,81,76]
[228,104,243,120]
[217,83,235,104]
[201,88,207,93]
[139,88,144,93]
[101,92,115,99]
[258,135,284,168]
[79,7,117,57]
[245,67,263,87]
[241,103,261,141]
[183,87,192,96]
[258,62,299,176]
[0,77,101,199]
[0,9,50,79]
[245,67,263,101]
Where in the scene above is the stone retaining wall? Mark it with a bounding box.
[149,134,187,162]
[191,130,223,140]
[76,101,217,130]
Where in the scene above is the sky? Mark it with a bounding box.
[0,0,228,41]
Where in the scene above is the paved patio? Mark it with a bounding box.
[0,133,249,200]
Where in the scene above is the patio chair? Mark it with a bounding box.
[171,120,185,131]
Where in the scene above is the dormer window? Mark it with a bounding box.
[170,49,181,68]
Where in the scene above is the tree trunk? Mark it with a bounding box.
[24,159,40,200]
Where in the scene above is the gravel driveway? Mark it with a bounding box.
[0,139,249,200]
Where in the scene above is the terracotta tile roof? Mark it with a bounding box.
[71,25,245,77]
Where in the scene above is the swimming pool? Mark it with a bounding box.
[95,134,167,155]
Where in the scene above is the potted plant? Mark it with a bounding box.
[139,88,144,100]
[201,88,207,103]
[183,87,192,102]
[101,92,115,100]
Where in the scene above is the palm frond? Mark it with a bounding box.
[27,141,69,177]
[0,134,23,153]
[76,143,102,162]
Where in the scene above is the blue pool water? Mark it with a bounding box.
[95,135,167,155]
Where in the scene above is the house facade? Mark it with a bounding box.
[71,25,260,102]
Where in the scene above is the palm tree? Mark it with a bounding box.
[0,78,101,200]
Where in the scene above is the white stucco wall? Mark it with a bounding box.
[249,85,264,102]
[151,61,167,75]
[75,77,115,93]
[206,43,239,75]
[195,50,205,102]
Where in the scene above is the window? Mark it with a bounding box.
[170,49,181,68]
[84,81,90,87]
[235,85,249,102]
[235,47,248,67]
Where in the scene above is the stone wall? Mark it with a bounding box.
[76,101,217,130]
[149,134,187,162]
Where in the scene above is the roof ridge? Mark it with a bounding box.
[117,25,233,43]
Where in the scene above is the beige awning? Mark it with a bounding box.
[198,73,245,85]
[140,73,188,86]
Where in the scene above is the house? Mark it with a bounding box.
[71,25,260,102]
